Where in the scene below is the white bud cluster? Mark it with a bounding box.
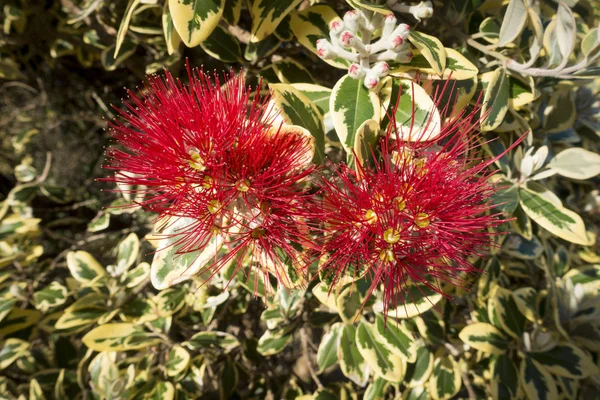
[387,1,434,22]
[316,10,413,90]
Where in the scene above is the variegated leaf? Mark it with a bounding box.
[408,31,446,75]
[316,322,342,372]
[338,324,369,386]
[66,251,106,285]
[150,217,224,290]
[374,314,417,362]
[289,5,349,69]
[82,323,160,351]
[269,83,325,163]
[356,321,405,383]
[529,343,598,378]
[458,323,510,355]
[168,0,224,47]
[520,357,558,400]
[330,74,382,154]
[250,0,302,42]
[428,356,461,400]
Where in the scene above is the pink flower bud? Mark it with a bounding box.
[316,39,334,59]
[372,62,390,77]
[348,64,366,79]
[340,31,355,47]
[343,10,361,32]
[364,75,380,90]
[330,20,344,35]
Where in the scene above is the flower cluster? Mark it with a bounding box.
[318,108,518,315]
[316,10,412,89]
[104,69,318,287]
[106,70,519,317]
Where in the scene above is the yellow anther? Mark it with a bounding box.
[202,176,213,189]
[415,212,430,228]
[383,228,401,244]
[236,179,250,192]
[364,209,378,224]
[393,196,406,212]
[379,248,395,262]
[207,199,222,214]
[188,148,205,171]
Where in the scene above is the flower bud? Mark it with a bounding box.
[316,39,336,59]
[393,50,413,63]
[413,1,434,21]
[382,14,397,38]
[348,63,366,79]
[343,10,361,33]
[371,61,390,77]
[330,20,344,36]
[340,31,355,48]
[364,73,380,90]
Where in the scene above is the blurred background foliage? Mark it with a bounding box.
[1,0,600,399]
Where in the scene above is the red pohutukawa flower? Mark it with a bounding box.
[318,100,523,317]
[104,68,318,288]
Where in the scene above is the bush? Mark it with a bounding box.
[1,0,600,399]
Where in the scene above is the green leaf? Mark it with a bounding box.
[384,79,440,142]
[336,286,362,323]
[269,83,325,163]
[330,74,381,154]
[353,119,380,169]
[290,83,332,115]
[491,354,519,400]
[250,0,302,42]
[374,314,417,362]
[123,262,150,289]
[543,85,576,133]
[165,345,191,378]
[519,185,592,246]
[512,287,538,323]
[290,5,349,69]
[406,346,434,387]
[547,148,600,180]
[117,232,139,274]
[373,284,443,319]
[490,287,526,339]
[458,323,510,355]
[481,68,509,131]
[272,58,314,84]
[356,321,405,382]
[408,31,446,75]
[0,338,29,369]
[363,377,389,400]
[428,356,461,400]
[33,282,68,313]
[168,0,224,47]
[316,322,342,372]
[0,308,41,337]
[497,0,527,47]
[87,212,110,232]
[82,323,160,351]
[101,41,137,71]
[55,293,106,331]
[256,329,293,356]
[114,0,141,57]
[555,2,576,65]
[184,331,240,353]
[150,217,224,290]
[338,324,368,386]
[148,381,175,400]
[520,357,558,400]
[66,251,106,285]
[390,48,478,81]
[162,1,182,55]
[529,343,598,378]
[199,25,242,63]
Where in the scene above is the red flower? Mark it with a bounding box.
[318,103,523,317]
[104,69,318,288]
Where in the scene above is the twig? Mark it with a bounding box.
[300,326,324,389]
